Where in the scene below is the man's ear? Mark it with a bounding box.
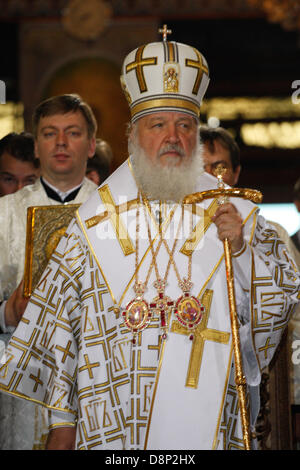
[294,199,300,213]
[34,141,40,160]
[88,137,96,159]
[233,165,241,186]
[128,122,137,144]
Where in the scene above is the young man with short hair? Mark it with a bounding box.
[0,132,40,196]
[0,94,98,450]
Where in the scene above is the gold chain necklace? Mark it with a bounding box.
[121,192,180,343]
[143,196,205,340]
[122,193,205,342]
[142,195,183,339]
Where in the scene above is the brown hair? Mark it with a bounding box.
[86,139,113,184]
[0,132,39,168]
[199,125,240,171]
[32,94,97,139]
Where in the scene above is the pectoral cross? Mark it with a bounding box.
[171,289,230,389]
[150,279,174,339]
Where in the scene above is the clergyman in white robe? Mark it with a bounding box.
[0,161,299,450]
[0,176,96,449]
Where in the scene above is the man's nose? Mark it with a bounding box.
[17,181,24,191]
[56,131,67,146]
[166,123,179,143]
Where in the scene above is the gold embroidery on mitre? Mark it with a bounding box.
[163,63,180,93]
[120,76,132,105]
[185,48,209,95]
[125,45,157,94]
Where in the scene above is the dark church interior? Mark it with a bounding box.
[0,0,300,451]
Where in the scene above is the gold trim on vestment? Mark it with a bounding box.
[76,210,117,305]
[0,383,76,415]
[180,198,219,256]
[48,421,76,429]
[85,199,139,229]
[212,345,234,450]
[23,206,35,298]
[97,185,135,256]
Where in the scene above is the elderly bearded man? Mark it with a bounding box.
[0,30,299,451]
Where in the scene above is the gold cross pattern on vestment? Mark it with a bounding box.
[180,199,219,257]
[258,336,276,360]
[85,184,135,256]
[171,289,230,389]
[29,368,43,393]
[55,340,75,364]
[79,354,100,379]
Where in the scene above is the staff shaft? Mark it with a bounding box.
[223,238,251,450]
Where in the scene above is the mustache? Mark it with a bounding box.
[157,144,185,158]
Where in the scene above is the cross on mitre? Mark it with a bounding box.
[159,24,172,41]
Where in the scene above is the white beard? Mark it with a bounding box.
[130,136,204,202]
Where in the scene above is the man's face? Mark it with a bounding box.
[34,111,96,187]
[133,111,198,167]
[0,152,39,196]
[202,140,241,186]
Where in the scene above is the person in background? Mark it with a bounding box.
[200,123,300,448]
[199,124,241,186]
[0,93,98,450]
[86,138,112,186]
[0,132,40,196]
[200,124,299,259]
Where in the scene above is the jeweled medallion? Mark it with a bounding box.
[123,298,151,342]
[175,294,204,337]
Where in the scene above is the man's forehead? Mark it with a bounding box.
[37,111,86,129]
[0,152,36,172]
[202,144,233,169]
[139,111,198,124]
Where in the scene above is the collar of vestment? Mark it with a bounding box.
[77,159,258,310]
[40,177,82,203]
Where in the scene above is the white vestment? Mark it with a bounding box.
[0,177,97,450]
[0,161,299,450]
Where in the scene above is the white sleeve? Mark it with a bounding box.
[48,409,76,430]
[230,215,300,385]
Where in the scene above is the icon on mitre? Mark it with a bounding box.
[163,64,179,93]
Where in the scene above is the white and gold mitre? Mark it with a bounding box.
[120,25,210,122]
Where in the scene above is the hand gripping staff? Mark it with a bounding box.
[183,164,263,451]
